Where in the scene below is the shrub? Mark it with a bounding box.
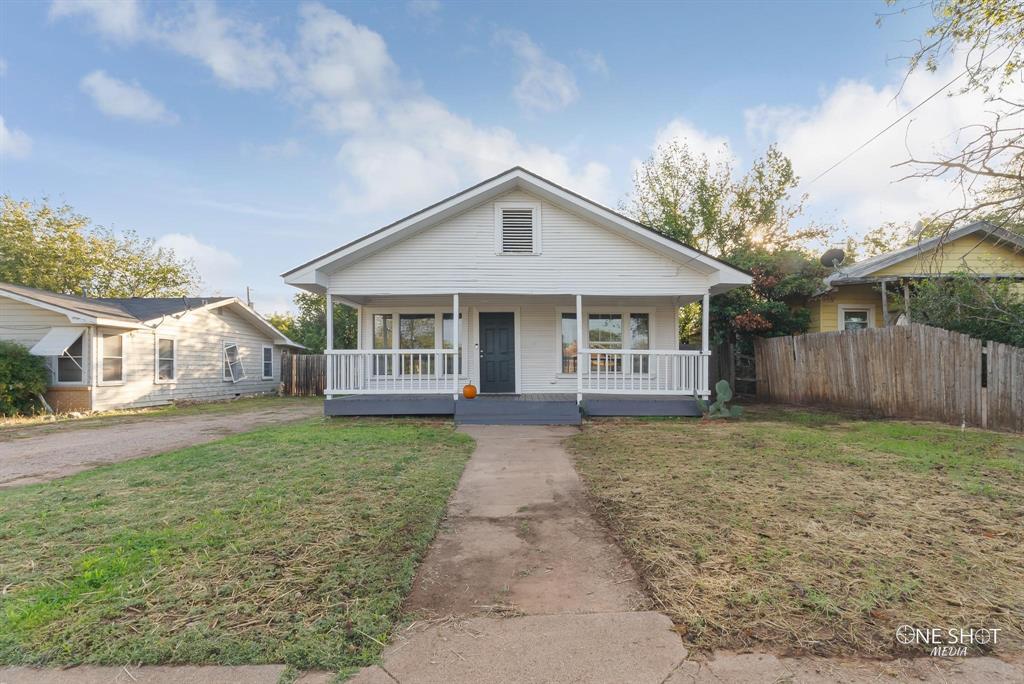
[0,341,49,416]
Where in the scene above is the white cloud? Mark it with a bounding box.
[745,58,1022,230]
[576,50,608,77]
[80,70,178,124]
[496,30,579,114]
[652,118,731,162]
[155,233,242,296]
[0,116,32,159]
[50,0,141,41]
[407,0,441,17]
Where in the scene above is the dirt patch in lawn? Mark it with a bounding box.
[568,407,1024,658]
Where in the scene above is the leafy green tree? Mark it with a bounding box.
[911,272,1024,346]
[0,196,199,297]
[625,143,829,344]
[268,293,357,353]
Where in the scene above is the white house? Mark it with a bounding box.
[0,282,301,412]
[282,167,751,423]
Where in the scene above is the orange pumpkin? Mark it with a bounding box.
[462,384,478,399]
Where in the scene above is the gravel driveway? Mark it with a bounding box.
[0,401,321,488]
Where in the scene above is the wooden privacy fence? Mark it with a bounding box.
[754,324,1024,433]
[281,353,325,397]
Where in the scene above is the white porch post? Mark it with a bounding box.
[325,293,334,398]
[576,294,583,404]
[452,293,460,400]
[701,291,710,397]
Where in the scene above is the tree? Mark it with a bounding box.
[911,271,1024,345]
[625,142,830,345]
[887,1,1024,230]
[0,196,199,297]
[268,293,357,353]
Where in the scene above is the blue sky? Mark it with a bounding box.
[1,1,972,313]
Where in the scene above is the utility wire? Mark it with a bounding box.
[806,68,967,186]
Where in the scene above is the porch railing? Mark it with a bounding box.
[327,349,460,394]
[578,349,709,396]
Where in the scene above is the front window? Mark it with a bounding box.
[101,333,124,383]
[372,313,393,375]
[157,338,175,381]
[442,313,463,375]
[843,309,870,331]
[57,334,84,383]
[399,314,435,374]
[561,312,652,374]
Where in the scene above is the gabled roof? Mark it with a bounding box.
[282,166,752,291]
[826,221,1024,286]
[0,282,302,347]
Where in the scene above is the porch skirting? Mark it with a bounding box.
[324,393,701,424]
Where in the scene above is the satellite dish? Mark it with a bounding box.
[820,248,846,268]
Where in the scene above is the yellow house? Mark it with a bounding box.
[808,221,1024,332]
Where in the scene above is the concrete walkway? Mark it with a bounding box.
[351,425,686,684]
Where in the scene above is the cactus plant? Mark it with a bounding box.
[696,379,744,419]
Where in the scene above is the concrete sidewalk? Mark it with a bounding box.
[351,425,687,684]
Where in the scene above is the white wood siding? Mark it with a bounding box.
[330,190,712,296]
[356,295,679,393]
[0,297,72,346]
[91,306,282,410]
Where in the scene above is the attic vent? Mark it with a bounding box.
[495,203,541,254]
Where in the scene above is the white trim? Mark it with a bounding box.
[261,344,274,380]
[472,306,521,394]
[494,201,542,255]
[154,335,177,384]
[838,304,877,331]
[97,330,126,386]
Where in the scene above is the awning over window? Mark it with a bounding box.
[29,327,85,356]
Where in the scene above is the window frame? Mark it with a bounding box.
[838,304,876,331]
[494,201,542,255]
[363,307,468,378]
[261,344,274,380]
[223,341,245,383]
[53,330,88,386]
[555,307,656,377]
[155,336,177,384]
[97,331,126,386]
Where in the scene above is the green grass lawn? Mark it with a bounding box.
[0,418,473,672]
[569,407,1024,657]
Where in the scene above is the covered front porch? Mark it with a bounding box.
[322,292,711,419]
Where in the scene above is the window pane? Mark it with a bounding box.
[400,314,435,349]
[843,311,869,331]
[57,356,83,382]
[373,314,392,349]
[442,313,462,375]
[224,343,242,380]
[263,347,272,363]
[561,313,577,374]
[103,334,122,357]
[158,338,174,359]
[630,314,650,373]
[103,358,123,382]
[158,359,175,381]
[588,314,622,348]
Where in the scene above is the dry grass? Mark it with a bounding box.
[569,407,1024,657]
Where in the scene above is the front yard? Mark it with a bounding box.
[570,408,1024,657]
[0,418,473,673]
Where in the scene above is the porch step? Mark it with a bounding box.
[583,396,702,417]
[455,397,582,425]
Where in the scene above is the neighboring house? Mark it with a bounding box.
[282,167,752,422]
[809,221,1024,333]
[0,282,302,412]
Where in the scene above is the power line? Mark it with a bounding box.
[806,68,967,186]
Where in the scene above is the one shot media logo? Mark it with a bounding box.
[895,625,1001,657]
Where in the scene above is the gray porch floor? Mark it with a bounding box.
[324,393,702,423]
